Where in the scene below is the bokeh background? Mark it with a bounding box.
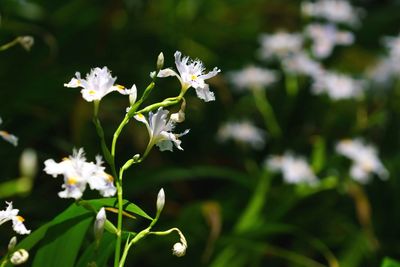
[1,0,400,266]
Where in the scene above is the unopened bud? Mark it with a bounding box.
[94,208,106,243]
[20,148,38,178]
[150,71,156,79]
[10,249,29,265]
[156,188,165,215]
[157,52,164,70]
[129,85,137,106]
[8,236,17,251]
[172,242,186,257]
[17,36,34,51]
[170,98,186,123]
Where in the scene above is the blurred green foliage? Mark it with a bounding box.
[1,0,400,266]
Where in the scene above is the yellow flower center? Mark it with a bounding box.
[16,216,25,222]
[88,90,96,95]
[67,177,78,185]
[106,174,114,183]
[116,84,125,90]
[191,74,198,81]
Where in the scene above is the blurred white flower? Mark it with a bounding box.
[336,139,388,183]
[305,23,354,58]
[259,32,303,60]
[158,51,220,102]
[282,51,323,78]
[17,36,34,51]
[383,33,400,59]
[0,117,18,146]
[265,152,317,185]
[44,148,116,199]
[311,71,365,100]
[0,202,30,235]
[135,108,189,152]
[227,65,278,90]
[64,67,133,102]
[301,0,363,26]
[217,121,266,149]
[368,57,400,84]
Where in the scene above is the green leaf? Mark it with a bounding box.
[76,231,116,267]
[32,213,93,267]
[79,198,153,220]
[381,257,400,267]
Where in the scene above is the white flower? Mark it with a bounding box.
[368,57,400,84]
[227,65,278,90]
[64,67,132,102]
[258,32,303,60]
[134,108,189,152]
[44,148,116,199]
[384,34,400,59]
[336,139,388,183]
[311,71,365,100]
[301,0,363,26]
[265,152,317,185]
[217,121,266,149]
[0,202,30,235]
[158,51,220,102]
[305,23,354,58]
[0,117,18,146]
[282,52,323,78]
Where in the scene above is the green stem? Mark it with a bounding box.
[114,168,124,267]
[284,72,298,97]
[234,171,270,233]
[252,89,281,137]
[119,227,151,267]
[0,38,19,51]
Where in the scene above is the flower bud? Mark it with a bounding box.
[10,249,29,265]
[172,242,186,257]
[150,71,156,79]
[17,36,34,51]
[8,236,17,251]
[170,98,186,123]
[156,188,165,215]
[129,85,137,106]
[20,148,38,178]
[157,52,164,70]
[94,208,106,243]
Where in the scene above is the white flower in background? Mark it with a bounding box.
[368,57,400,84]
[305,23,354,58]
[158,51,220,102]
[134,108,190,152]
[0,202,30,235]
[64,67,134,102]
[0,117,18,146]
[301,0,363,26]
[311,71,365,100]
[282,51,323,78]
[227,65,278,90]
[265,152,317,185]
[10,249,29,265]
[44,148,116,199]
[336,139,388,183]
[258,32,303,60]
[217,121,266,149]
[383,33,400,59]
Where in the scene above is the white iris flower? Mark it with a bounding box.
[64,67,135,102]
[266,152,317,185]
[227,66,278,90]
[0,202,30,235]
[44,148,116,199]
[217,121,266,149]
[336,139,388,183]
[135,107,189,152]
[158,51,220,102]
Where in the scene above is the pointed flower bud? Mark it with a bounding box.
[150,71,157,79]
[10,249,29,265]
[94,208,106,243]
[156,188,165,215]
[157,52,164,70]
[8,236,17,251]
